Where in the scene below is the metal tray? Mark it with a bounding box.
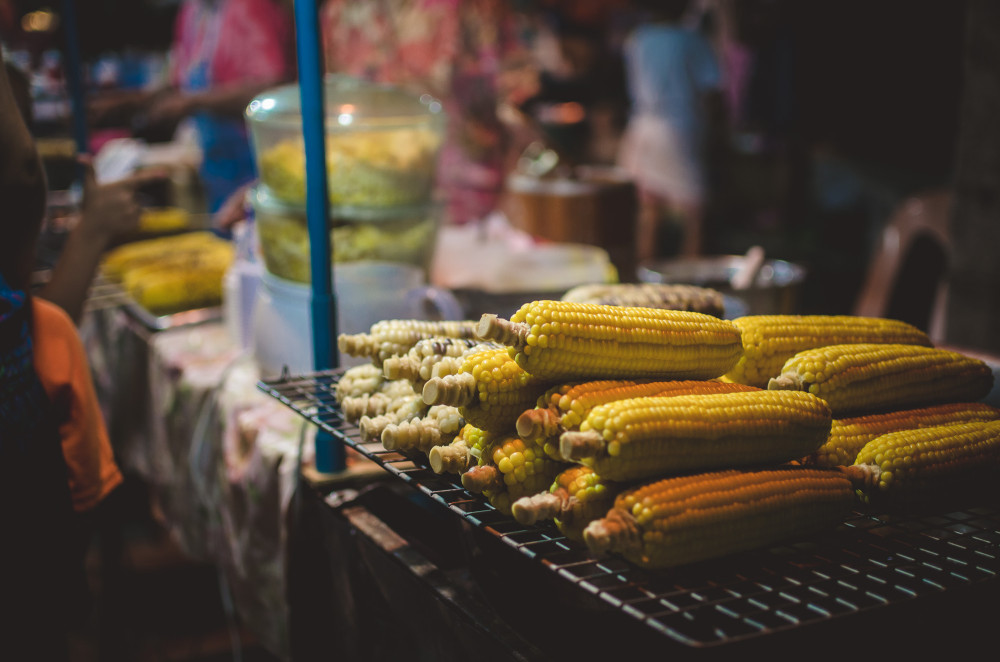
[88,276,222,331]
[258,369,1000,653]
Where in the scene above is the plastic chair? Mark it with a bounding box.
[853,189,952,343]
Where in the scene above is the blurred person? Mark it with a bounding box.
[617,0,724,259]
[6,55,165,323]
[90,0,296,217]
[318,0,540,226]
[1,47,123,661]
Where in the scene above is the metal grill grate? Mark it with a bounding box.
[259,369,1000,650]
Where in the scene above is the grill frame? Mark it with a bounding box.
[260,368,1000,650]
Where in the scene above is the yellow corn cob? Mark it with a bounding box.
[461,435,567,516]
[138,206,191,234]
[845,420,1000,505]
[421,347,552,434]
[516,379,761,451]
[382,337,502,388]
[559,390,832,482]
[428,424,491,474]
[511,465,622,542]
[380,405,465,453]
[725,315,933,387]
[806,402,1000,467]
[768,343,995,416]
[124,260,231,314]
[337,319,479,364]
[335,363,384,403]
[475,301,743,382]
[560,283,725,318]
[583,466,855,569]
[101,231,222,280]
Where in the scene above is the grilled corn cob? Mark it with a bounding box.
[379,405,465,453]
[421,347,551,434]
[516,379,761,448]
[475,301,743,382]
[561,283,725,318]
[357,394,428,443]
[583,466,855,569]
[806,402,1000,467]
[768,343,995,415]
[338,319,479,365]
[124,260,231,314]
[725,315,932,387]
[428,424,491,475]
[461,435,567,516]
[845,420,1000,504]
[511,465,622,541]
[101,231,223,280]
[560,390,832,482]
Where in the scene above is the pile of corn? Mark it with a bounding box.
[101,231,234,315]
[335,303,999,570]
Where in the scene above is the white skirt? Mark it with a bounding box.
[617,114,704,205]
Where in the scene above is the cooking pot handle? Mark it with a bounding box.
[404,285,465,321]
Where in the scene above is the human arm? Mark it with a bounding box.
[38,157,167,323]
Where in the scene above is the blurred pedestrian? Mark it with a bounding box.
[617,0,724,259]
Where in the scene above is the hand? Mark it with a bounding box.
[77,155,169,244]
[144,91,195,127]
[212,181,254,232]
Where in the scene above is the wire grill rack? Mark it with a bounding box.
[259,369,1000,651]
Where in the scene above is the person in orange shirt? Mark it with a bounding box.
[1,47,122,660]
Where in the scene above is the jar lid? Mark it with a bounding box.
[245,74,446,132]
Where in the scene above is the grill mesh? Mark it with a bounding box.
[260,369,1000,649]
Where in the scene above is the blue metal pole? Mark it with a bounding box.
[293,0,343,472]
[60,0,89,157]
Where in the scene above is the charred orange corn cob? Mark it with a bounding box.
[461,435,567,516]
[379,405,466,453]
[421,347,552,434]
[768,343,995,415]
[337,319,479,365]
[725,315,932,387]
[511,465,622,541]
[806,402,1000,467]
[560,283,725,318]
[516,379,761,446]
[475,301,743,381]
[559,390,832,482]
[845,420,1000,504]
[583,466,855,569]
[428,424,491,475]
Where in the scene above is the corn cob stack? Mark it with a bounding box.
[768,343,995,416]
[340,379,418,424]
[335,363,384,403]
[805,402,1000,467]
[516,379,761,459]
[475,301,743,382]
[845,420,1000,505]
[724,315,932,387]
[338,319,479,366]
[560,283,726,318]
[511,465,622,542]
[582,466,855,569]
[559,389,832,482]
[421,347,552,434]
[460,434,568,516]
[428,424,491,475]
[382,336,503,389]
[101,231,225,280]
[379,405,466,454]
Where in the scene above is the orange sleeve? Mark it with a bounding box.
[31,298,123,512]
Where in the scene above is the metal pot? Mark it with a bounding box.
[637,255,807,316]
